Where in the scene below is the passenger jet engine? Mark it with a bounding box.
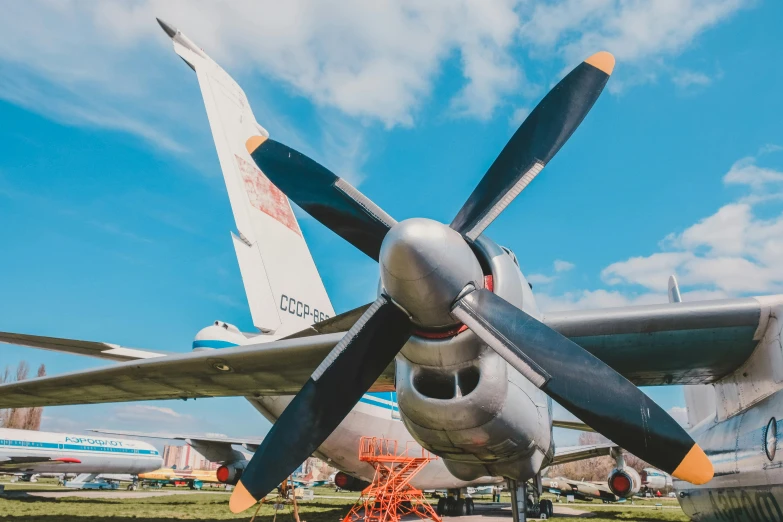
[608,467,641,498]
[216,462,246,485]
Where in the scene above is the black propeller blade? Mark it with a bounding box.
[451,287,713,485]
[450,52,615,241]
[246,136,395,261]
[229,296,413,513]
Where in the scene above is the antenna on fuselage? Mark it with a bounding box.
[667,275,682,303]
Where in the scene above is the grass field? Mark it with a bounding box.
[0,481,690,522]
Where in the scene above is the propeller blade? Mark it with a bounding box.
[451,52,615,241]
[245,137,395,261]
[451,287,713,485]
[229,295,413,513]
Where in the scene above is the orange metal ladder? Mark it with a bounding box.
[342,437,442,522]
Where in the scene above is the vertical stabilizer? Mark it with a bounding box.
[669,274,717,428]
[161,19,334,336]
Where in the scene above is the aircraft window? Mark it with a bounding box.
[765,417,777,461]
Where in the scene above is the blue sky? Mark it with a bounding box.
[0,0,782,449]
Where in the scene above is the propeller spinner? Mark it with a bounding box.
[229,51,713,513]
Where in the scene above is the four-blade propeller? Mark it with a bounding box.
[230,51,713,513]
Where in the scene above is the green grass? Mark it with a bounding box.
[0,484,691,522]
[0,493,357,522]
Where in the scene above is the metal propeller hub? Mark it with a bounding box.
[379,218,483,329]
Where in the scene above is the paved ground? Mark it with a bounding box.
[464,502,594,519]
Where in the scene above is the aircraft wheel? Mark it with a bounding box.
[437,497,447,516]
[456,499,467,516]
[466,498,475,515]
[445,497,457,516]
[539,499,553,518]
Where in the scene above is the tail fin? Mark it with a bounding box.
[668,274,716,428]
[161,19,334,336]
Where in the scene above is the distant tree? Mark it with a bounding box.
[0,361,46,430]
[547,432,651,482]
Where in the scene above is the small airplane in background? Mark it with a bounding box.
[0,427,162,479]
[139,467,220,490]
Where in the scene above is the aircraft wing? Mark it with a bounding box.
[88,429,261,447]
[0,332,396,409]
[550,443,616,466]
[543,296,775,385]
[0,296,777,409]
[0,456,81,471]
[0,332,169,362]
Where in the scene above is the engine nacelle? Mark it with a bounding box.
[394,237,551,482]
[334,472,370,492]
[608,467,641,498]
[216,462,246,485]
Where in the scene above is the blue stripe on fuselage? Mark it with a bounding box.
[192,340,239,349]
[0,439,159,455]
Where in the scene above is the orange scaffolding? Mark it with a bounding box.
[342,437,442,522]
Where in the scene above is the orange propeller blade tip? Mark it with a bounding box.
[672,444,714,485]
[585,51,615,75]
[229,480,258,513]
[245,135,268,155]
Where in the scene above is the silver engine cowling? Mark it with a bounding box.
[608,467,642,498]
[394,237,552,482]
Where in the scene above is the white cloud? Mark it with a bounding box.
[521,0,746,64]
[759,144,783,155]
[723,157,783,189]
[527,260,575,287]
[0,0,748,155]
[672,70,712,88]
[590,156,783,298]
[509,106,530,128]
[528,273,556,285]
[553,259,575,272]
[537,288,664,312]
[534,152,783,312]
[668,406,689,426]
[0,0,527,132]
[113,405,190,421]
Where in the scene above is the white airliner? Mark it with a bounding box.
[0,428,162,475]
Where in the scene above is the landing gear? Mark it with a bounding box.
[509,474,552,522]
[436,490,475,517]
[437,497,447,516]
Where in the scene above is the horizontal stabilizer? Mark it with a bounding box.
[551,443,616,466]
[552,420,595,432]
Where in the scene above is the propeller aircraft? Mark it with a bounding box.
[4,19,783,522]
